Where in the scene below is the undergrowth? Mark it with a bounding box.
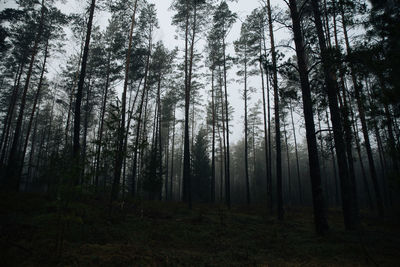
[0,192,399,266]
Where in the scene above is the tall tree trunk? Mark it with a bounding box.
[65,40,84,149]
[288,0,329,234]
[222,31,231,209]
[244,45,250,206]
[211,69,216,203]
[310,0,359,230]
[81,73,93,185]
[317,108,329,204]
[112,0,138,201]
[218,66,227,204]
[0,62,25,168]
[351,104,373,209]
[260,33,271,209]
[19,38,49,181]
[289,100,302,204]
[73,0,96,185]
[170,105,177,200]
[375,126,390,206]
[94,52,111,190]
[132,46,151,197]
[283,121,291,205]
[27,103,40,186]
[183,0,196,209]
[339,0,383,216]
[5,0,46,191]
[326,109,340,206]
[266,0,283,219]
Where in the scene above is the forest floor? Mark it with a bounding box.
[1,192,400,266]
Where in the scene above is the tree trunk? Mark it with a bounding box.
[288,0,329,234]
[183,0,196,209]
[5,0,46,191]
[211,69,216,203]
[0,62,25,168]
[283,122,291,205]
[65,40,84,149]
[244,45,250,206]
[112,0,138,201]
[311,0,359,230]
[18,38,49,181]
[289,100,302,204]
[73,0,96,185]
[326,109,340,206]
[340,0,383,216]
[170,105,177,201]
[267,0,283,219]
[132,46,151,197]
[222,31,231,209]
[94,51,111,190]
[260,33,271,209]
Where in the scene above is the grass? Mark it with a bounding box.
[1,192,399,266]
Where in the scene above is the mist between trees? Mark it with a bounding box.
[0,0,399,236]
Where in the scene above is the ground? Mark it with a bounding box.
[1,192,399,266]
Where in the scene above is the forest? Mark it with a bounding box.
[0,0,399,265]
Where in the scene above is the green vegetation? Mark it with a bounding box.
[1,192,399,266]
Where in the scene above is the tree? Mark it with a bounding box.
[287,0,329,234]
[73,0,97,185]
[111,0,138,201]
[235,20,256,205]
[192,128,211,202]
[310,0,359,230]
[210,0,236,208]
[265,0,283,219]
[4,0,47,191]
[171,0,211,208]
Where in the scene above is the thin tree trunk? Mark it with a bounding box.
[0,62,25,167]
[326,109,340,206]
[132,53,151,197]
[65,40,84,149]
[266,0,283,219]
[170,106,177,201]
[222,30,231,209]
[351,105,373,209]
[317,108,329,204]
[260,33,271,209]
[211,69,216,203]
[112,0,138,201]
[244,44,250,206]
[289,100,302,204]
[283,122,291,205]
[183,0,196,209]
[94,52,111,190]
[27,102,40,187]
[18,38,49,180]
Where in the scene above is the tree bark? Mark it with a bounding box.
[6,0,46,191]
[288,0,329,234]
[18,38,49,181]
[266,0,283,219]
[311,0,359,230]
[289,100,302,204]
[73,0,96,185]
[112,0,138,201]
